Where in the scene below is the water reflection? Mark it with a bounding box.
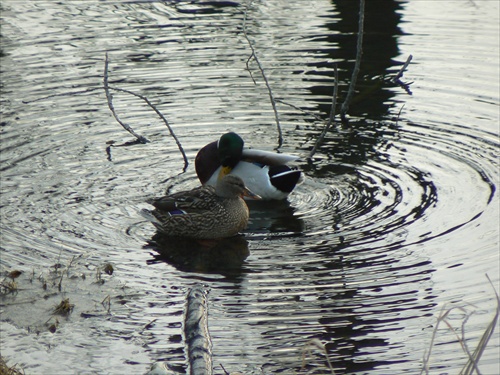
[313,252,434,374]
[307,0,407,119]
[146,234,249,276]
[246,199,305,235]
[172,0,240,15]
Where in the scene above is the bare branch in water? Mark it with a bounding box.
[103,53,149,144]
[245,53,257,85]
[340,0,365,123]
[185,285,212,375]
[275,99,325,122]
[108,85,189,171]
[243,1,283,149]
[308,64,339,161]
[392,54,413,83]
[392,54,414,95]
[104,53,188,171]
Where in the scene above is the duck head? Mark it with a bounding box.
[217,132,244,179]
[216,174,261,200]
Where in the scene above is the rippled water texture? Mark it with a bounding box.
[1,1,499,374]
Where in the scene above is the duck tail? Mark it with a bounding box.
[139,208,162,225]
[268,166,302,193]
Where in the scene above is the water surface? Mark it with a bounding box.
[1,1,499,374]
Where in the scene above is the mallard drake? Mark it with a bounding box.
[142,175,260,239]
[195,132,302,200]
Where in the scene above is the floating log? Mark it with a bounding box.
[184,285,212,375]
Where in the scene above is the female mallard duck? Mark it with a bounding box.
[195,132,302,200]
[142,175,260,239]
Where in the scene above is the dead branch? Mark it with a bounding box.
[185,285,212,375]
[308,64,339,161]
[104,53,188,171]
[243,1,283,148]
[108,85,189,170]
[392,54,413,95]
[340,0,365,123]
[103,53,149,144]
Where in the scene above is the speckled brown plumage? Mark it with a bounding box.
[144,175,258,239]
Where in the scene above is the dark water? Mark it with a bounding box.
[1,1,498,374]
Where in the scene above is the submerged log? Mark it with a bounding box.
[184,285,212,375]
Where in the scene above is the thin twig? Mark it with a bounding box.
[395,104,405,127]
[275,99,325,122]
[308,64,339,161]
[24,78,189,171]
[243,1,283,148]
[392,54,413,83]
[340,0,365,123]
[220,363,230,375]
[108,85,189,171]
[392,54,413,95]
[245,53,257,85]
[103,53,150,144]
[22,87,101,104]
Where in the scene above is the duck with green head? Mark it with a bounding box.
[195,132,302,200]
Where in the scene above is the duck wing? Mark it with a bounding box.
[241,149,299,166]
[149,185,217,213]
[195,141,219,184]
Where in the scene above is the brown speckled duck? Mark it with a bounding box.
[142,175,260,239]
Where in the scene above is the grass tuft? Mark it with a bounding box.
[52,298,74,316]
[0,356,24,375]
[421,274,499,375]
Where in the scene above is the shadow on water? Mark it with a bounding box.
[301,1,409,175]
[246,199,305,235]
[306,0,407,119]
[145,234,249,277]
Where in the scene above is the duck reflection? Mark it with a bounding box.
[146,233,249,275]
[245,199,304,235]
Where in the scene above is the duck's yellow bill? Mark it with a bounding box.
[218,165,233,180]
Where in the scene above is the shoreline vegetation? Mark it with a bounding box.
[1,267,498,374]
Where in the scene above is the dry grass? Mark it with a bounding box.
[301,339,335,375]
[52,298,74,316]
[298,278,499,375]
[0,279,18,295]
[421,275,499,375]
[0,356,24,375]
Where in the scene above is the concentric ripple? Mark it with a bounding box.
[1,0,498,374]
[283,121,497,253]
